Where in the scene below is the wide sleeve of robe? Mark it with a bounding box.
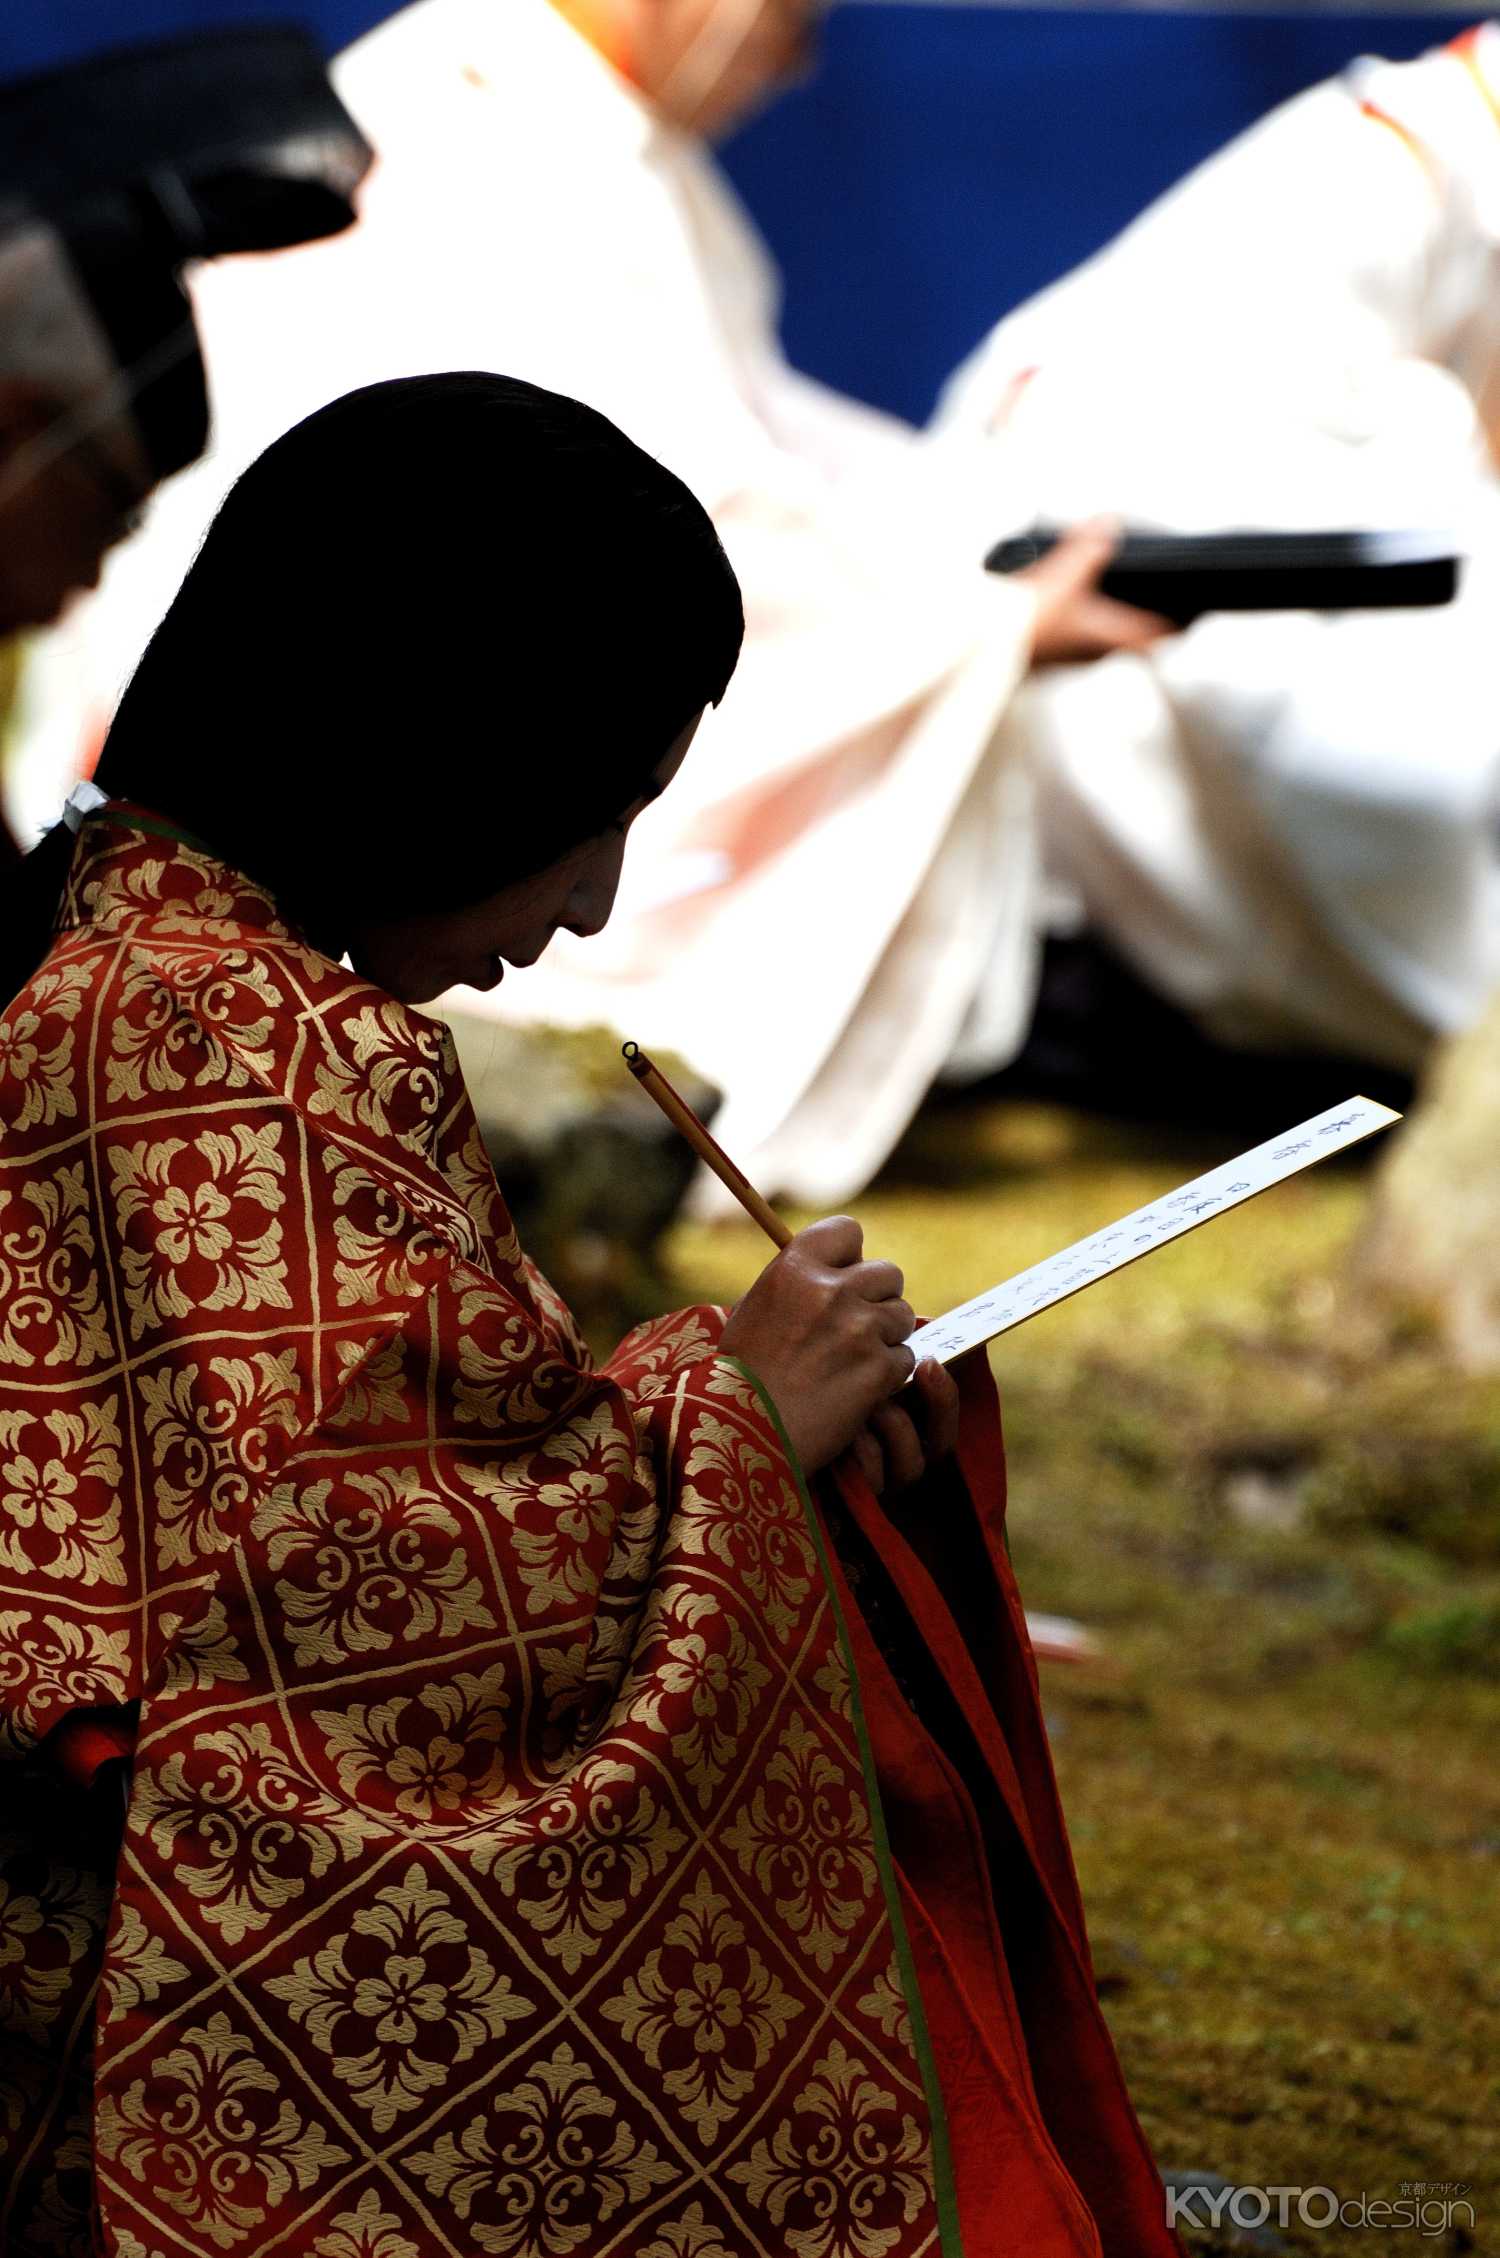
[0,815,952,2256]
[1,817,1180,2258]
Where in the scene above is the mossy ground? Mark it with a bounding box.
[663,1098,1499,2256]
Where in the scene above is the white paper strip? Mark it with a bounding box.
[906,1095,1401,1366]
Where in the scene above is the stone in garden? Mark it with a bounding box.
[1354,993,1500,1368]
[441,1012,721,1344]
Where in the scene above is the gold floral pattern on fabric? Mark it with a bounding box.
[0,820,940,2255]
[153,1593,250,1702]
[96,2010,350,2250]
[99,1903,190,2028]
[137,1347,301,1568]
[0,1160,112,1371]
[62,834,275,941]
[473,1754,689,1974]
[856,1956,914,2054]
[0,1396,125,1587]
[0,959,89,1132]
[605,1306,722,1404]
[728,2039,931,2258]
[307,999,451,1159]
[813,1640,855,1723]
[252,1466,496,1669]
[457,1393,639,1616]
[0,1610,130,1748]
[638,2203,745,2258]
[0,1863,105,2042]
[532,1611,641,1769]
[516,1252,591,1359]
[677,1409,818,1646]
[109,1121,292,1340]
[603,1869,804,2144]
[441,1120,517,1271]
[452,1283,588,1436]
[313,1665,513,1822]
[105,946,281,1103]
[326,1332,414,1432]
[320,1147,451,1309]
[627,1586,773,1810]
[131,1719,383,1945]
[407,2037,678,2255]
[265,1861,533,2131]
[312,2189,422,2258]
[723,1710,880,1973]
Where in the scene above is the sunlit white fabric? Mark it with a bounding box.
[941,27,1500,1067]
[22,11,1500,1207]
[37,0,1041,1210]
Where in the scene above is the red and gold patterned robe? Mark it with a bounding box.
[0,812,1180,2257]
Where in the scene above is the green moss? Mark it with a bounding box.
[1381,1599,1500,1679]
[660,1098,1500,2249]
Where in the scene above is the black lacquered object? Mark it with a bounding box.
[985,526,1462,625]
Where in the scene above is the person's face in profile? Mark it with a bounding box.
[0,377,148,632]
[347,710,704,1005]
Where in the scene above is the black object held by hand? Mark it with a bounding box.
[986,524,1461,626]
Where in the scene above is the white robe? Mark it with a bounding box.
[939,27,1500,1068]
[19,8,1500,1206]
[33,0,1042,1212]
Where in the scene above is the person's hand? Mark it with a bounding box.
[719,1215,915,1474]
[1017,518,1174,666]
[843,1355,961,1498]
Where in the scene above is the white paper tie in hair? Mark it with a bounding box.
[61,779,109,833]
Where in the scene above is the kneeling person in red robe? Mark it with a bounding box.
[0,373,1180,2257]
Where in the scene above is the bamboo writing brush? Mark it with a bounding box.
[622,1042,1401,1362]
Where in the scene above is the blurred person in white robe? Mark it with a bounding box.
[23,5,1500,1207]
[6,0,1162,1213]
[940,24,1500,1076]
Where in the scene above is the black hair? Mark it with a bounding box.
[2,370,744,1002]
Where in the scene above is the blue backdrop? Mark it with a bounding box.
[1,2,1476,422]
[719,6,1475,420]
